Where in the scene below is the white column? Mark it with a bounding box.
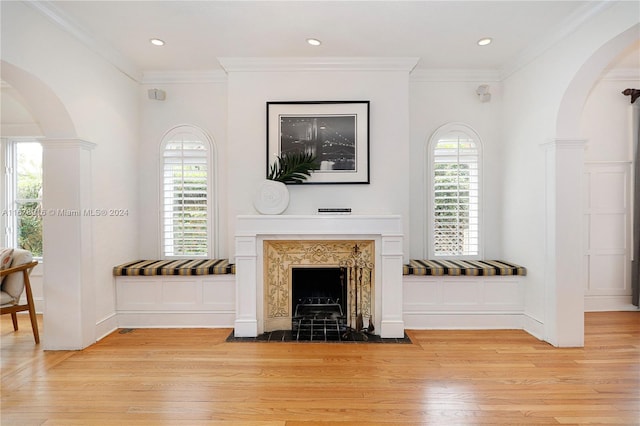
[234,235,259,336]
[41,139,96,350]
[379,234,405,338]
[542,139,586,347]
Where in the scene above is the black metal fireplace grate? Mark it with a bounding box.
[292,297,346,341]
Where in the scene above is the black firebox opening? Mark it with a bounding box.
[292,267,344,303]
[291,267,347,341]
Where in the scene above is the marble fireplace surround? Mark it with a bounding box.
[234,215,404,338]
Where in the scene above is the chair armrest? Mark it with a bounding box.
[0,261,39,277]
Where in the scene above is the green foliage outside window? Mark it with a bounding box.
[16,144,43,257]
[1,142,43,257]
[168,165,207,256]
[433,162,470,255]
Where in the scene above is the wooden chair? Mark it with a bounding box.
[1,249,40,343]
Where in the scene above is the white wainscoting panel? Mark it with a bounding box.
[583,162,633,311]
[115,275,235,328]
[403,275,525,329]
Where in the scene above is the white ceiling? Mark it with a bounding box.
[28,0,637,80]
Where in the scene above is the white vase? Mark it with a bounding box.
[253,180,289,215]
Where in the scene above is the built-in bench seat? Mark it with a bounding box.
[402,259,534,333]
[111,257,533,334]
[113,259,236,329]
[113,259,235,276]
[403,259,526,276]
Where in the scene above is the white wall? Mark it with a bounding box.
[138,77,229,258]
[137,66,510,296]
[225,67,412,260]
[1,1,140,347]
[582,73,638,163]
[409,76,504,259]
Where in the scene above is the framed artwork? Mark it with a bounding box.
[266,101,370,184]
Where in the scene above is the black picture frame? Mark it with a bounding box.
[266,101,370,184]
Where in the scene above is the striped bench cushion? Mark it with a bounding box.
[113,259,235,276]
[404,259,526,276]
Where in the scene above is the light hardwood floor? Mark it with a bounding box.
[2,312,639,425]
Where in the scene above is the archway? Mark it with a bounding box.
[550,25,639,345]
[1,61,95,350]
[557,25,640,138]
[1,61,76,138]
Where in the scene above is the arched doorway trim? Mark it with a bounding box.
[1,60,76,138]
[556,24,640,138]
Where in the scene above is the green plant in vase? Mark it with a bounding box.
[267,151,319,184]
[255,151,319,214]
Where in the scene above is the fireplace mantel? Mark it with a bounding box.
[234,215,405,338]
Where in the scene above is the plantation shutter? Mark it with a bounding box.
[162,133,209,257]
[432,133,479,257]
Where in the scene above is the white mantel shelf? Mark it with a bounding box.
[235,214,404,236]
[234,214,405,338]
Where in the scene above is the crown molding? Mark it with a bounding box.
[218,57,420,73]
[41,138,97,150]
[26,1,142,82]
[500,1,615,80]
[410,69,501,83]
[142,70,228,84]
[601,68,640,81]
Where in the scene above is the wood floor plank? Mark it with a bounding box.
[2,312,639,425]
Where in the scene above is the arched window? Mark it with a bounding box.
[427,123,482,259]
[160,125,214,258]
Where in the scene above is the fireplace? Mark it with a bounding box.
[234,215,405,338]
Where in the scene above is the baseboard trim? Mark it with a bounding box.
[95,312,118,341]
[584,295,636,312]
[403,312,525,330]
[117,311,235,328]
[523,312,544,340]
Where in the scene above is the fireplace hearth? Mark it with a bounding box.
[226,328,412,343]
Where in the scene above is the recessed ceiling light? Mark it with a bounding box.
[150,38,165,46]
[306,38,322,46]
[477,37,492,46]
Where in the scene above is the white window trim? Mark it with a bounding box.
[1,138,8,248]
[1,137,44,259]
[158,125,218,259]
[425,122,483,260]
